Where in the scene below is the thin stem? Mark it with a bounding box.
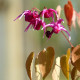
[32,7,41,12]
[61,31,74,47]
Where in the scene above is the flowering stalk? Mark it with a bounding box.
[14,7,73,47]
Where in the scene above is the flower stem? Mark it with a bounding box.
[32,7,41,12]
[61,31,74,47]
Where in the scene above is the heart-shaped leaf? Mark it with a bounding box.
[60,48,70,80]
[64,1,73,30]
[67,48,70,64]
[60,55,69,79]
[26,52,34,80]
[71,45,80,71]
[38,47,55,79]
[71,67,77,80]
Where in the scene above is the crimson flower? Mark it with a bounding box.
[42,18,71,40]
[14,10,39,22]
[39,8,58,21]
[14,8,71,41]
[14,10,45,31]
[25,18,45,32]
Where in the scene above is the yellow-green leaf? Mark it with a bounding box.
[60,55,69,79]
[38,47,55,79]
[60,48,70,80]
[67,48,70,63]
[66,48,70,73]
[26,52,34,80]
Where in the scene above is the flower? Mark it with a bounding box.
[24,18,45,32]
[39,8,58,21]
[14,10,39,22]
[14,10,45,31]
[42,18,71,40]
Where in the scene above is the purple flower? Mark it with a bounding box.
[39,8,58,21]
[14,10,39,22]
[14,10,45,31]
[25,11,39,22]
[42,18,71,40]
[25,18,45,32]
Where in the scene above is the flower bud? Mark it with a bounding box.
[64,1,73,30]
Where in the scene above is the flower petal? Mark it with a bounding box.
[48,8,58,20]
[41,9,47,22]
[61,27,71,41]
[13,14,22,21]
[43,28,46,38]
[14,10,30,21]
[19,10,30,20]
[57,18,64,24]
[42,24,54,30]
[24,23,31,32]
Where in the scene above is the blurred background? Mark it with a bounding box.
[0,0,80,80]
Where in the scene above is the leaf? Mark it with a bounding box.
[71,45,80,71]
[64,1,73,30]
[56,5,61,18]
[77,12,80,28]
[26,52,34,80]
[67,48,70,74]
[60,55,69,79]
[52,57,60,80]
[38,47,55,79]
[35,57,41,80]
[67,48,70,63]
[60,48,70,80]
[71,67,77,80]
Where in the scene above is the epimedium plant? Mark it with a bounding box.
[14,0,80,80]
